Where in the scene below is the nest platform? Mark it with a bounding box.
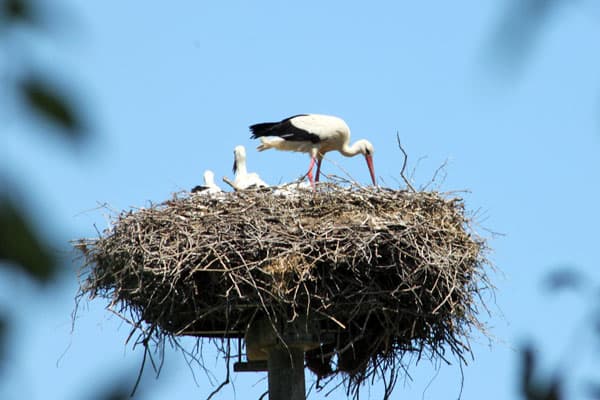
[76,183,491,396]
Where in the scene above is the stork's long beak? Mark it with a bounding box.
[232,157,237,174]
[365,155,376,186]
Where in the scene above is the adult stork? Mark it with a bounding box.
[191,170,222,195]
[231,145,268,190]
[249,114,376,186]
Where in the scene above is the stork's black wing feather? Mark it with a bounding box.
[191,185,209,193]
[249,114,320,143]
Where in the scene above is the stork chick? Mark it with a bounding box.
[231,145,268,190]
[191,170,223,195]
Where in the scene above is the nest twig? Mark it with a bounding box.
[75,182,492,398]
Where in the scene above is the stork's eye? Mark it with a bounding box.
[365,148,371,156]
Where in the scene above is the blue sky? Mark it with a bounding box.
[2,0,600,399]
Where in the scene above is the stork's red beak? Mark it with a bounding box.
[365,155,376,186]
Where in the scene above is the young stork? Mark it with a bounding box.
[231,145,268,190]
[249,114,376,186]
[191,170,222,195]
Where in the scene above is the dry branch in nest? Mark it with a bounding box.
[75,183,492,398]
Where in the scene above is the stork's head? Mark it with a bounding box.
[233,145,247,174]
[355,139,376,186]
[203,170,215,186]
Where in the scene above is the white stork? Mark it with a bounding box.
[191,170,222,195]
[231,145,268,190]
[249,114,376,186]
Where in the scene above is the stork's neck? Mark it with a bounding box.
[236,159,248,175]
[340,140,363,157]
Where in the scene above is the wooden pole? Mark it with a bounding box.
[242,316,316,400]
[267,345,306,400]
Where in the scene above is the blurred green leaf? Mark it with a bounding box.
[0,316,5,367]
[1,0,33,23]
[521,345,535,394]
[486,0,563,76]
[19,77,84,140]
[543,267,583,292]
[97,386,130,400]
[0,197,56,282]
[91,378,142,400]
[586,382,600,400]
[520,344,563,400]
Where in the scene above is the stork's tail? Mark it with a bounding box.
[249,122,277,138]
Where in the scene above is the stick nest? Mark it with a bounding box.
[75,184,492,397]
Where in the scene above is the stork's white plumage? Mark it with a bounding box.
[191,170,222,195]
[232,145,268,190]
[249,114,376,186]
[272,180,313,197]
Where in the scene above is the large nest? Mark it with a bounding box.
[76,183,492,398]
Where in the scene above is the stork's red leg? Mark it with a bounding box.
[307,157,316,188]
[315,158,323,183]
